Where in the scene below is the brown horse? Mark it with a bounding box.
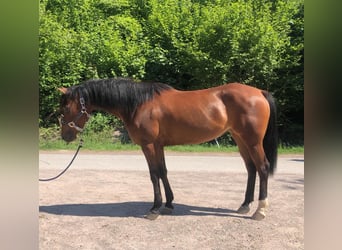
[58,77,277,220]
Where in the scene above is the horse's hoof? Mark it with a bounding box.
[237,205,250,214]
[251,199,268,220]
[161,206,173,215]
[144,211,160,220]
[251,210,266,220]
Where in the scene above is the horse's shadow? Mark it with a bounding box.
[39,201,249,219]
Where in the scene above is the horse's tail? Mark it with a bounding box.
[262,91,278,175]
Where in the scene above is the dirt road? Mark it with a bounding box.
[39,151,304,249]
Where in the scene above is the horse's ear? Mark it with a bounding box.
[57,87,68,94]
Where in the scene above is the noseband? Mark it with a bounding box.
[60,97,91,132]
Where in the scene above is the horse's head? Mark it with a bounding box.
[58,87,91,142]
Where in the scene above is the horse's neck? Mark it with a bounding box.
[91,103,126,122]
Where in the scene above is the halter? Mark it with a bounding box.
[59,97,91,132]
[39,96,89,182]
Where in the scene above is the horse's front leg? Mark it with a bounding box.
[141,144,163,220]
[147,169,163,220]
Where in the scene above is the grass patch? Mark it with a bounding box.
[278,146,304,154]
[39,127,303,154]
[40,138,303,154]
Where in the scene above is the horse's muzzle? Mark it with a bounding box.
[61,130,77,142]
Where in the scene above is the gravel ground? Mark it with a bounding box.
[39,151,304,249]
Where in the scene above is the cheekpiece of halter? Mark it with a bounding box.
[59,97,91,132]
[79,97,88,114]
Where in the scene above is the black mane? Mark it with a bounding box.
[66,78,174,117]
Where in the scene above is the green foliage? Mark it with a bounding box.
[39,0,304,146]
[83,112,114,133]
[39,126,303,154]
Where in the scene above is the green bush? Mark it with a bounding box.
[83,112,131,144]
[83,113,112,133]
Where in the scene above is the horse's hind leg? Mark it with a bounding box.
[237,161,257,214]
[247,143,270,220]
[234,130,270,220]
[234,135,257,214]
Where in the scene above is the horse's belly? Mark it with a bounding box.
[160,100,229,145]
[160,115,229,146]
[174,132,226,146]
[162,127,227,145]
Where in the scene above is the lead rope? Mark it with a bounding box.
[39,138,83,182]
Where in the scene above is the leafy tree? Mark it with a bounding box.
[39,0,148,125]
[39,0,304,145]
